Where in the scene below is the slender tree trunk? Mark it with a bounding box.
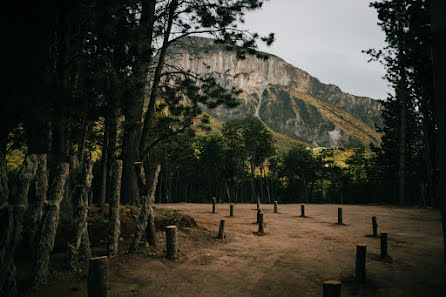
[32,162,70,288]
[398,83,407,205]
[78,117,89,169]
[106,114,117,205]
[0,150,8,206]
[68,161,93,270]
[99,118,110,205]
[431,0,446,263]
[0,155,38,297]
[250,159,256,202]
[29,154,49,248]
[121,0,156,206]
[108,160,123,257]
[128,164,161,253]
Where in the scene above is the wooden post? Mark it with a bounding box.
[323,280,341,297]
[380,233,388,257]
[301,204,305,217]
[256,196,260,210]
[166,226,178,260]
[88,256,108,297]
[217,220,225,239]
[273,201,278,213]
[372,216,378,237]
[258,213,264,233]
[337,208,343,224]
[229,204,234,217]
[257,209,262,223]
[355,244,367,282]
[212,197,216,213]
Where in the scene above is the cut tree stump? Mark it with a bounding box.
[273,201,278,213]
[88,256,108,297]
[338,208,343,224]
[229,204,234,217]
[301,204,305,217]
[381,232,388,257]
[372,216,378,237]
[166,226,178,260]
[217,220,225,238]
[257,209,262,223]
[355,244,367,282]
[212,197,216,213]
[323,280,341,297]
[258,213,264,234]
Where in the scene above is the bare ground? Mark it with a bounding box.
[27,203,446,297]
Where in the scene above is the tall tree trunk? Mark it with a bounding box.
[106,114,117,205]
[128,164,161,253]
[99,118,110,205]
[121,0,156,206]
[29,154,49,248]
[0,154,38,297]
[139,0,178,157]
[431,0,446,263]
[0,150,8,207]
[108,160,123,257]
[249,159,256,203]
[77,117,89,169]
[67,161,93,270]
[398,76,407,205]
[32,162,70,288]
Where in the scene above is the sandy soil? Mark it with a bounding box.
[29,203,446,297]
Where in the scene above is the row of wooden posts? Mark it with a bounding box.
[211,199,390,297]
[87,200,389,297]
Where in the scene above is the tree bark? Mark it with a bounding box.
[29,154,49,249]
[0,150,8,207]
[128,163,161,253]
[121,0,156,206]
[32,162,70,288]
[99,118,110,205]
[108,160,123,257]
[68,161,93,270]
[0,154,38,297]
[431,0,446,263]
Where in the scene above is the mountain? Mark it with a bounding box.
[170,37,383,147]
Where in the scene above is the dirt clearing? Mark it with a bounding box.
[29,203,445,297]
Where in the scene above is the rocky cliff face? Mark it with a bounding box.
[170,37,382,147]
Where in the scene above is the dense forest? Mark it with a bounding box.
[1,0,445,296]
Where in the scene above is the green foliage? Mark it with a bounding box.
[365,0,437,205]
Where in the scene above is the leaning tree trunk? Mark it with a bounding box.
[67,161,93,270]
[32,162,70,288]
[128,163,161,253]
[107,160,123,257]
[0,154,38,297]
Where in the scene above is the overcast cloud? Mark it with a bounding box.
[243,0,389,99]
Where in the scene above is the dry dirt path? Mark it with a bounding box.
[31,203,446,297]
[111,203,445,297]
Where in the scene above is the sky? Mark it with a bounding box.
[243,0,390,99]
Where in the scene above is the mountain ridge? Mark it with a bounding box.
[170,36,383,147]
